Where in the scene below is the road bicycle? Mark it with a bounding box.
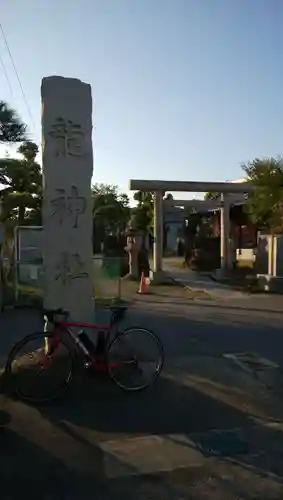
[5,306,164,404]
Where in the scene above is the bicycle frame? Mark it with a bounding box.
[48,318,126,372]
[60,319,110,330]
[7,307,163,403]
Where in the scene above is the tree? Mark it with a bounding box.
[0,101,27,143]
[242,157,283,231]
[92,183,130,250]
[204,191,220,201]
[132,191,174,233]
[164,192,174,201]
[184,208,203,239]
[132,191,154,232]
[0,141,42,226]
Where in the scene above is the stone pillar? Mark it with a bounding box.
[220,193,231,273]
[125,235,139,279]
[41,76,94,323]
[153,190,163,274]
[269,234,275,276]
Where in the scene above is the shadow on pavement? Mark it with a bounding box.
[41,369,283,468]
[37,372,283,499]
[2,367,283,498]
[41,372,250,434]
[0,427,107,500]
[1,306,283,497]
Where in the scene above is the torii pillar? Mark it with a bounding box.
[220,193,231,274]
[152,190,164,281]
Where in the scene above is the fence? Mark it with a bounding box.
[13,226,126,303]
[92,255,122,300]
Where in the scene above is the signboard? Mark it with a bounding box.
[17,226,43,263]
[14,226,43,300]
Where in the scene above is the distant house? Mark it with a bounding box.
[207,177,257,260]
[163,205,184,252]
[163,176,257,258]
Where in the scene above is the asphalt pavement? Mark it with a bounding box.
[1,297,283,499]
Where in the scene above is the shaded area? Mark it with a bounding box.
[42,375,250,437]
[2,354,283,498]
[1,302,283,498]
[0,428,107,500]
[2,363,283,499]
[107,455,283,500]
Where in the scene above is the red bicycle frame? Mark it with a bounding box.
[46,317,127,371]
[60,319,110,330]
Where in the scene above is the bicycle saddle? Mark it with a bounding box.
[43,308,69,321]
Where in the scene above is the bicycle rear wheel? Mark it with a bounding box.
[6,332,75,404]
[107,327,164,391]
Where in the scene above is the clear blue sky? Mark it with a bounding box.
[1,0,283,199]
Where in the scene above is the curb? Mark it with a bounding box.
[210,272,264,296]
[167,274,214,300]
[210,272,218,283]
[209,272,230,286]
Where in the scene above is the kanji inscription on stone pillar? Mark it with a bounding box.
[41,76,94,322]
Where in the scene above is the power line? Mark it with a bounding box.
[0,50,13,97]
[0,22,35,131]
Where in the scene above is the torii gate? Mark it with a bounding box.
[129,179,255,282]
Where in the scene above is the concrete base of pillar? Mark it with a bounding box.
[213,268,231,281]
[257,274,283,293]
[150,270,172,285]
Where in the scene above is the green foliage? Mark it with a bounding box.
[204,191,220,200]
[0,101,27,143]
[0,141,42,225]
[184,208,203,239]
[132,191,174,233]
[164,192,174,201]
[92,183,130,237]
[132,191,154,232]
[242,157,283,231]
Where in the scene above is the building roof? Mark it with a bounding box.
[227,177,248,183]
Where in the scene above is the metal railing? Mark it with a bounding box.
[14,255,125,304]
[11,225,133,306]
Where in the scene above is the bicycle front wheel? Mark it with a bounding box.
[6,332,75,404]
[107,327,164,391]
